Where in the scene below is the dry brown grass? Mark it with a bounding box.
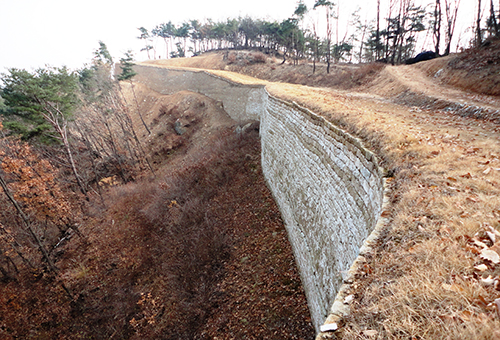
[140,52,227,70]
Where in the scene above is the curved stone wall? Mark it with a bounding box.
[132,66,265,122]
[133,64,385,333]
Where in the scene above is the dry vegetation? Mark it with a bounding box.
[76,127,313,339]
[144,43,500,339]
[0,83,314,338]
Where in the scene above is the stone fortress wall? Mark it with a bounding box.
[133,65,386,334]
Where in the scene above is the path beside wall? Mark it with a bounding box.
[133,64,385,333]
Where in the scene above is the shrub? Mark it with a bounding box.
[227,51,237,64]
[250,52,267,63]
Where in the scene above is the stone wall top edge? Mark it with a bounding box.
[136,64,266,89]
[137,64,375,170]
[266,91,384,177]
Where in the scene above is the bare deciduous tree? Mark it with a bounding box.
[443,0,461,55]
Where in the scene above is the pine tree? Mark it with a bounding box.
[117,51,137,81]
[0,67,87,196]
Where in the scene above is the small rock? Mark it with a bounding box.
[174,120,186,135]
[344,294,355,304]
[319,323,338,332]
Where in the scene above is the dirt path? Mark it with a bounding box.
[381,64,500,115]
[393,64,500,106]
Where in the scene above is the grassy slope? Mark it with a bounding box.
[142,47,500,339]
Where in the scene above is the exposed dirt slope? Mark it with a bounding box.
[118,87,315,339]
[120,82,237,171]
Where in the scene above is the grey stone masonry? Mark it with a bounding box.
[261,96,384,332]
[133,64,386,334]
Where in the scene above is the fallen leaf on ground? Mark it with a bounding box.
[488,226,500,237]
[474,295,489,307]
[486,231,496,244]
[472,238,489,249]
[466,147,481,154]
[466,245,481,254]
[480,248,500,264]
[442,283,464,292]
[438,226,452,235]
[480,276,496,286]
[490,242,500,255]
[344,294,354,304]
[457,310,473,322]
[474,264,489,271]
[362,330,378,337]
[381,210,391,217]
[495,299,500,318]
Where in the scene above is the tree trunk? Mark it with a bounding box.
[117,86,156,177]
[376,0,381,60]
[490,0,499,35]
[0,223,34,269]
[477,0,483,46]
[164,38,169,59]
[443,0,460,55]
[280,48,287,65]
[129,80,151,135]
[326,8,332,73]
[312,22,318,74]
[40,100,88,198]
[73,120,103,199]
[62,129,88,198]
[434,0,442,56]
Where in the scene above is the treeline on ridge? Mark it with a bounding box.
[136,0,500,69]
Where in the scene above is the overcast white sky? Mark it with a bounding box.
[0,0,476,71]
